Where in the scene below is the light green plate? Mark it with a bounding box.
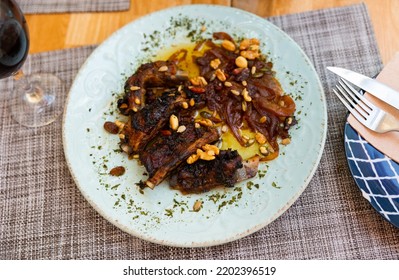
[63,5,327,247]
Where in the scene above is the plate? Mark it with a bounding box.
[63,5,327,247]
[344,123,399,228]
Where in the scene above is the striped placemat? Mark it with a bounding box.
[1,4,398,259]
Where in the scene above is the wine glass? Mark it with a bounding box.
[0,0,65,127]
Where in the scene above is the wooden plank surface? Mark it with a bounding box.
[25,0,398,64]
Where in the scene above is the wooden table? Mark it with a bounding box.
[26,0,398,64]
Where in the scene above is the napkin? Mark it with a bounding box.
[347,52,399,162]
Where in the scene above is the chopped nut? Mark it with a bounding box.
[194,123,201,129]
[221,125,229,133]
[158,65,168,72]
[146,181,155,189]
[255,132,267,144]
[210,58,221,69]
[240,50,260,60]
[239,38,260,50]
[169,114,179,130]
[221,40,236,52]
[109,166,125,176]
[181,101,189,109]
[190,77,200,86]
[242,80,247,86]
[197,149,216,161]
[190,76,207,86]
[259,146,269,156]
[239,39,251,50]
[202,144,220,155]
[196,119,214,127]
[199,76,208,86]
[246,139,256,147]
[134,97,141,105]
[189,98,195,107]
[250,38,260,45]
[130,86,141,91]
[249,44,260,51]
[235,56,248,68]
[189,86,206,93]
[187,153,199,164]
[242,88,252,102]
[103,121,119,134]
[259,116,267,123]
[209,73,216,82]
[242,101,247,112]
[252,72,264,78]
[215,69,226,82]
[281,138,291,145]
[118,133,125,140]
[224,81,233,87]
[132,107,138,113]
[251,66,256,74]
[115,120,125,130]
[230,89,240,96]
[177,125,187,133]
[132,154,139,159]
[193,200,202,212]
[200,111,212,119]
[119,103,128,109]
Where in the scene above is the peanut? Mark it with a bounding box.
[169,114,179,130]
[221,40,236,52]
[235,56,248,68]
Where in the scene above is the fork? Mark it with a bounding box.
[332,79,399,133]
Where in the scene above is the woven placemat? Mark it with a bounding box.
[1,4,398,259]
[16,0,130,14]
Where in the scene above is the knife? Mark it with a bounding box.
[327,66,399,111]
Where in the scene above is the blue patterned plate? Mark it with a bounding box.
[344,123,399,228]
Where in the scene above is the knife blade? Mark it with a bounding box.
[327,66,399,111]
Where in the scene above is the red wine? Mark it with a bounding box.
[0,0,29,79]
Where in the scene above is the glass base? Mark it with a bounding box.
[9,73,65,127]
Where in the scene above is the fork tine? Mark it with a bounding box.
[340,79,376,110]
[338,80,372,118]
[335,83,369,119]
[332,88,367,125]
